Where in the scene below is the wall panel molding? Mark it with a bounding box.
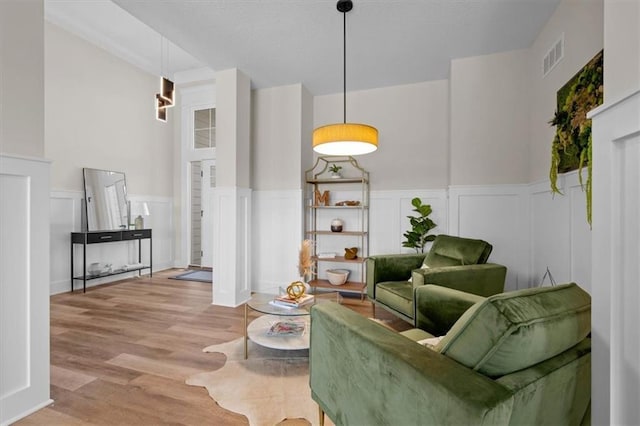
[251,190,302,293]
[449,185,529,291]
[212,187,252,306]
[0,155,53,424]
[589,88,640,425]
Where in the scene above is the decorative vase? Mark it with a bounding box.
[330,172,341,179]
[344,247,358,260]
[331,218,344,232]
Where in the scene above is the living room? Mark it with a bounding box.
[1,0,638,424]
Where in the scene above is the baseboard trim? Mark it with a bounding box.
[1,398,54,426]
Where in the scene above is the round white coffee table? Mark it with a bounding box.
[243,292,340,359]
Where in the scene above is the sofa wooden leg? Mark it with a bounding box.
[319,405,325,426]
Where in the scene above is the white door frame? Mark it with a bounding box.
[200,159,216,268]
[179,84,216,268]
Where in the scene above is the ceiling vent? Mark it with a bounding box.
[543,34,564,77]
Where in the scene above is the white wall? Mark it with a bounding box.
[449,185,530,291]
[450,49,530,185]
[603,0,640,102]
[0,1,45,158]
[314,80,450,190]
[44,22,174,196]
[251,84,309,190]
[529,171,592,293]
[528,0,604,182]
[590,90,640,426]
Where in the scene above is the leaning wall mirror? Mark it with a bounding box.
[83,168,129,231]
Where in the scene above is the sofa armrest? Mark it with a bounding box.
[411,263,507,297]
[310,303,514,426]
[415,285,486,336]
[366,253,425,299]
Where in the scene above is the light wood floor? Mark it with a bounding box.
[17,270,410,425]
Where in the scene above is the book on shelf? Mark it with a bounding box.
[270,293,315,308]
[267,320,306,337]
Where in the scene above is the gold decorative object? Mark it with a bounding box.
[314,189,330,206]
[335,200,360,206]
[344,247,358,260]
[286,281,306,300]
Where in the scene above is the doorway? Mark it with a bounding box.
[189,159,216,268]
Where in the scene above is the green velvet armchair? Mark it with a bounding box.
[367,234,507,325]
[310,283,591,426]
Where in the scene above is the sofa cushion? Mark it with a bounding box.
[424,235,492,267]
[400,327,435,342]
[436,283,591,377]
[376,281,414,318]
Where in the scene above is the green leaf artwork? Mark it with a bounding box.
[549,50,603,227]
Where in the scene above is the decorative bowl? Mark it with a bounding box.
[326,269,349,286]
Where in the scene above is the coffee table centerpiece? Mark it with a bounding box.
[243,289,341,359]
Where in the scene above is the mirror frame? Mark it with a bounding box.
[82,167,131,232]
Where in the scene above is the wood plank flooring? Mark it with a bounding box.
[17,270,410,425]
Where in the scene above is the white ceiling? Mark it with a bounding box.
[46,0,561,95]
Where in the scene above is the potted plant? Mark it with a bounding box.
[328,164,342,178]
[402,197,437,253]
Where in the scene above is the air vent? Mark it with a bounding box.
[543,34,564,77]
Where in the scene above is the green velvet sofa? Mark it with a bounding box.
[367,234,507,324]
[310,283,591,426]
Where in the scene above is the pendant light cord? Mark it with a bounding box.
[343,9,347,124]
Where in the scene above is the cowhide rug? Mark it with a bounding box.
[186,337,333,426]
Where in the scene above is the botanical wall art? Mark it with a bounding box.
[549,50,603,226]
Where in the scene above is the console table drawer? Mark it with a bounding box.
[122,229,152,240]
[87,232,122,244]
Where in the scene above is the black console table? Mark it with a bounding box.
[71,229,152,293]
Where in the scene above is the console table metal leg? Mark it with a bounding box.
[150,235,153,277]
[83,241,87,293]
[70,241,74,292]
[138,239,142,277]
[244,303,248,359]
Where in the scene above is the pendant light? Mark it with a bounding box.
[155,36,174,122]
[312,0,378,156]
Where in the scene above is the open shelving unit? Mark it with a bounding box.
[304,156,369,300]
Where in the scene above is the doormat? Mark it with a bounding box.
[170,270,212,283]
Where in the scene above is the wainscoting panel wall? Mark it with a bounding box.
[369,190,448,255]
[0,155,52,425]
[251,190,303,293]
[211,187,252,306]
[49,191,174,295]
[449,185,530,291]
[529,170,592,294]
[590,89,640,425]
